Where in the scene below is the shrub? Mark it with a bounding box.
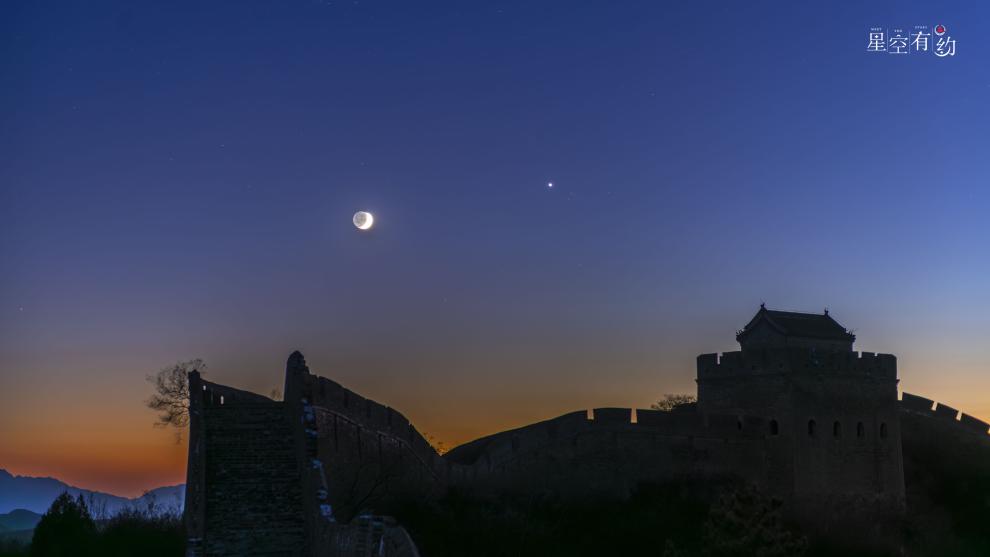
[30,493,96,557]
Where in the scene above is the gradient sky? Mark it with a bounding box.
[2,1,988,497]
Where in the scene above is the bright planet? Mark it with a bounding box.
[353,211,374,230]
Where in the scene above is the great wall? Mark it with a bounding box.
[182,307,990,556]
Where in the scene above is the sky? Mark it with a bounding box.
[1,1,988,497]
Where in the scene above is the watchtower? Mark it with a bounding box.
[735,304,855,352]
[696,306,905,518]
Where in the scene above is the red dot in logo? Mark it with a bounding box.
[935,24,946,35]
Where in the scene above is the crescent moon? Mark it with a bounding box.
[353,211,374,230]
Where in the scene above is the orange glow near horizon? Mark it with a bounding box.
[2,349,988,498]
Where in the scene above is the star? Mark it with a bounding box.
[547,182,553,189]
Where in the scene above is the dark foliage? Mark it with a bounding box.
[21,494,184,557]
[395,482,715,557]
[29,493,96,557]
[900,441,990,557]
[652,393,698,412]
[396,482,935,557]
[98,507,184,557]
[701,485,806,557]
[0,539,29,557]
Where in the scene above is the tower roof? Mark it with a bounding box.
[736,305,855,343]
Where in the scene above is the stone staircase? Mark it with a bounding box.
[328,515,421,557]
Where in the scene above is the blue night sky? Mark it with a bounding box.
[1,1,989,495]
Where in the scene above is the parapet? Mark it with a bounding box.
[959,414,990,435]
[284,361,444,479]
[900,392,990,437]
[192,372,275,408]
[593,408,632,424]
[444,403,786,475]
[900,392,934,413]
[697,348,897,379]
[635,409,700,430]
[934,403,959,421]
[303,373,414,440]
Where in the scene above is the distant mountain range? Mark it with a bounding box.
[0,509,42,531]
[0,469,184,516]
[0,508,40,544]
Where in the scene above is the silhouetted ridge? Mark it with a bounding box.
[442,436,493,466]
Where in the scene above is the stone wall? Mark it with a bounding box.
[186,360,423,557]
[444,408,775,498]
[900,392,990,440]
[184,373,306,557]
[202,402,305,556]
[696,347,904,517]
[273,352,915,520]
[283,354,446,522]
[185,353,990,555]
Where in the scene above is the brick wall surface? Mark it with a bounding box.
[202,403,305,556]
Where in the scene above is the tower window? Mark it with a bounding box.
[857,422,865,438]
[808,419,816,437]
[833,421,841,438]
[769,420,779,436]
[880,422,888,439]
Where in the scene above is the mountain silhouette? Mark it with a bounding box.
[0,509,42,531]
[0,469,184,515]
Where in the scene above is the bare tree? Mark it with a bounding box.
[337,450,405,520]
[146,359,205,440]
[426,433,448,455]
[651,393,697,412]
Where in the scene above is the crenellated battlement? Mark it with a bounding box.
[900,392,990,437]
[697,348,896,379]
[444,406,783,474]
